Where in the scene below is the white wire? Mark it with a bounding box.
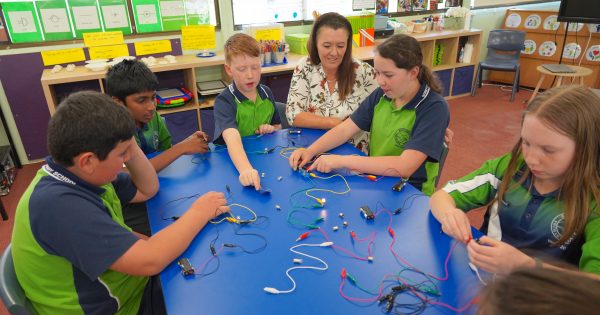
[468,262,488,286]
[264,243,330,294]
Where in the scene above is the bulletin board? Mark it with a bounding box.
[0,0,214,44]
[489,9,600,89]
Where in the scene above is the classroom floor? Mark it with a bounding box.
[0,84,528,314]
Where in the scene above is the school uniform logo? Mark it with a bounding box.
[393,128,411,149]
[550,213,564,241]
[550,213,575,250]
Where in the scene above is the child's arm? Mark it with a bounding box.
[308,149,427,177]
[430,189,473,243]
[222,128,261,189]
[289,118,361,170]
[126,139,159,203]
[148,131,209,172]
[109,191,229,275]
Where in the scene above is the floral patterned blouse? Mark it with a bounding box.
[286,57,377,154]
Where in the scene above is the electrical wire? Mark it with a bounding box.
[264,242,332,294]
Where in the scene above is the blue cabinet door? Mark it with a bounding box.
[163,110,199,144]
[452,65,475,96]
[434,69,452,97]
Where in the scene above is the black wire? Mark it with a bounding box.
[160,193,201,221]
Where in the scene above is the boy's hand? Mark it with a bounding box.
[467,237,535,275]
[308,154,343,173]
[255,124,275,135]
[191,191,229,218]
[289,148,316,171]
[239,169,261,190]
[175,131,209,155]
[439,207,472,244]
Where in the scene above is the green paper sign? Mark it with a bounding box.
[99,0,132,35]
[36,0,74,41]
[2,2,43,43]
[67,0,103,39]
[132,0,162,33]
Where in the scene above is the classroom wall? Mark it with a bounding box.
[0,0,562,164]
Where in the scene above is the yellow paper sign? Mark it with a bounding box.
[181,25,215,50]
[83,31,124,47]
[88,44,129,60]
[255,29,282,41]
[41,48,85,66]
[134,40,172,56]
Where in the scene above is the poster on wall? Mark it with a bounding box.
[99,0,132,35]
[159,0,186,31]
[132,0,162,33]
[68,0,103,38]
[36,0,74,41]
[185,0,211,25]
[2,2,43,43]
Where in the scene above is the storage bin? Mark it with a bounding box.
[286,34,309,55]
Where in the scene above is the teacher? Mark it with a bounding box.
[285,12,378,153]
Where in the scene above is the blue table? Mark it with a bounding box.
[147,129,482,315]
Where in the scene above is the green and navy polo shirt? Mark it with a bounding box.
[350,83,450,195]
[135,110,172,154]
[213,82,280,144]
[443,153,600,273]
[11,157,148,314]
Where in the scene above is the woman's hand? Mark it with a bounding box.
[467,236,535,275]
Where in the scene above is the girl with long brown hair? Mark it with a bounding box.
[430,85,600,274]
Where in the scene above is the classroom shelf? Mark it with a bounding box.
[40,29,483,144]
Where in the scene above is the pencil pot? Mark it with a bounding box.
[263,52,272,66]
[272,51,286,64]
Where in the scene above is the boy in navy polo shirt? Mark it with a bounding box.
[11,91,228,314]
[290,34,449,195]
[214,33,281,190]
[106,59,210,235]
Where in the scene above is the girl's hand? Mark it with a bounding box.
[256,124,275,135]
[308,154,344,173]
[439,207,472,243]
[289,148,316,171]
[467,236,535,275]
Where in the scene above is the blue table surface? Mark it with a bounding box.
[147,129,482,315]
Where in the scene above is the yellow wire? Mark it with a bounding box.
[209,203,257,224]
[305,173,351,204]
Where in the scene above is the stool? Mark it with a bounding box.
[528,65,593,104]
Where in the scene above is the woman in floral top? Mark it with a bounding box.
[286,12,378,153]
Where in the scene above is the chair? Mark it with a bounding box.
[472,29,526,102]
[435,143,449,188]
[275,102,291,129]
[0,244,34,315]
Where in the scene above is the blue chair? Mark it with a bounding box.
[275,102,291,129]
[0,244,35,315]
[472,29,526,102]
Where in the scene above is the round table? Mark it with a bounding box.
[528,64,593,104]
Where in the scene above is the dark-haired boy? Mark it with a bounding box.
[106,59,209,235]
[11,91,228,314]
[214,33,281,190]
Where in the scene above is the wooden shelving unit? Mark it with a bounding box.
[40,29,482,142]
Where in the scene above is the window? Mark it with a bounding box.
[231,0,455,27]
[0,0,219,44]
